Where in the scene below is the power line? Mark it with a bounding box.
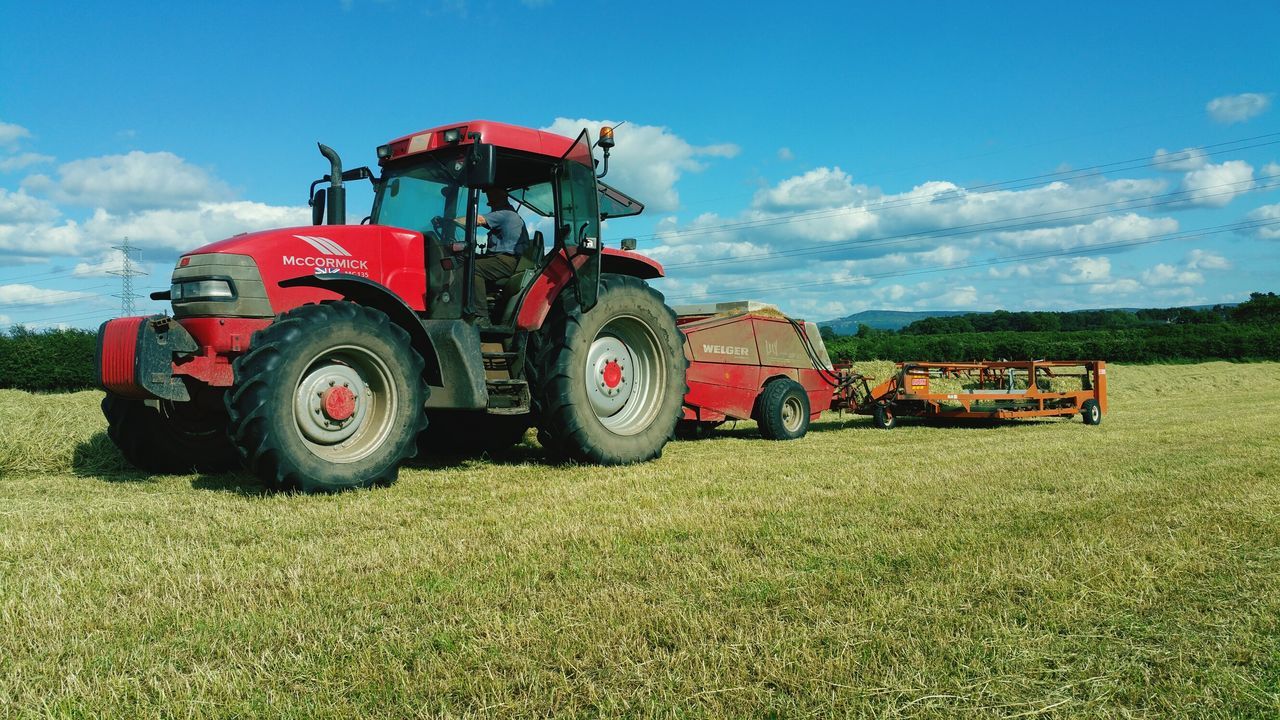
[665,218,1280,301]
[637,131,1280,245]
[664,175,1280,270]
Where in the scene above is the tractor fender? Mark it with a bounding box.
[278,273,443,387]
[601,248,664,280]
[515,249,665,332]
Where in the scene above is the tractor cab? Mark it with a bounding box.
[314,120,645,330]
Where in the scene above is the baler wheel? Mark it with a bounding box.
[873,403,897,430]
[757,378,811,440]
[1081,398,1102,425]
[224,302,428,492]
[530,273,687,465]
[102,395,240,474]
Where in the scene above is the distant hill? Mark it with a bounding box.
[819,310,969,333]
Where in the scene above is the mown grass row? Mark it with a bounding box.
[1,362,1278,717]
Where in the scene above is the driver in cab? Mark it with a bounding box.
[455,188,529,322]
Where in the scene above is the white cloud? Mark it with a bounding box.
[1206,93,1271,124]
[908,284,980,309]
[541,118,739,213]
[1264,162,1280,179]
[1153,147,1207,172]
[1088,278,1142,296]
[0,153,55,173]
[752,166,875,213]
[28,150,232,212]
[0,121,31,148]
[0,284,97,306]
[1057,256,1111,284]
[1244,202,1280,240]
[0,220,83,256]
[0,188,60,224]
[72,248,129,277]
[0,313,10,327]
[777,147,794,161]
[80,200,310,253]
[875,284,908,302]
[1178,160,1254,207]
[1185,249,1231,271]
[990,213,1178,251]
[0,200,309,260]
[1140,263,1203,286]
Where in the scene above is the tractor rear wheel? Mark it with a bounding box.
[102,395,239,474]
[530,273,687,465]
[1081,398,1102,425]
[757,378,811,440]
[225,302,428,492]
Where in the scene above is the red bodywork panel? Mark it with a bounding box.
[679,312,836,423]
[190,225,428,312]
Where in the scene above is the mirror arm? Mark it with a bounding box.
[595,147,610,179]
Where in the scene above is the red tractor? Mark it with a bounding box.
[97,121,689,491]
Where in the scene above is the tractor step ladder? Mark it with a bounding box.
[485,378,530,415]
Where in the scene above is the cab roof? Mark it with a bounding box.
[381,120,576,164]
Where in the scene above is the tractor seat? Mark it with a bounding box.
[491,230,545,321]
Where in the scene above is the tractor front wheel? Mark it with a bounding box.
[102,394,239,474]
[225,302,428,492]
[531,274,687,465]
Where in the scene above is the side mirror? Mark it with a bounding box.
[467,143,496,187]
[311,188,326,226]
[620,238,637,251]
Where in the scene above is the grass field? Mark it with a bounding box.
[1,361,1278,718]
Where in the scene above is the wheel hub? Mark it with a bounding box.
[322,386,356,421]
[587,335,634,417]
[295,363,369,445]
[782,396,803,432]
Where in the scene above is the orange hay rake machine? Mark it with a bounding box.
[835,360,1108,429]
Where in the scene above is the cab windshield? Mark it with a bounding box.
[371,150,468,236]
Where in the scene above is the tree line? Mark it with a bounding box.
[0,326,99,392]
[823,292,1280,363]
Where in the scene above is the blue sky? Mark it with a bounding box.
[1,1,1277,329]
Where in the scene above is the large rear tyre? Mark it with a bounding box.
[757,378,811,440]
[225,302,428,492]
[530,274,687,465]
[417,411,529,458]
[102,394,239,474]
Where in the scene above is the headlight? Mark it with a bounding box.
[171,279,235,301]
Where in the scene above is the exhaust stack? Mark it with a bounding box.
[318,143,346,225]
